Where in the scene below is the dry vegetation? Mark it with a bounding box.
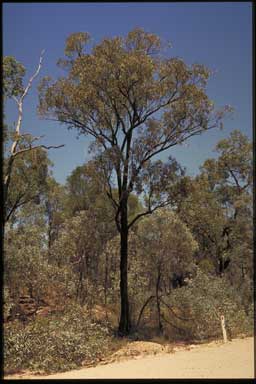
[3,28,253,376]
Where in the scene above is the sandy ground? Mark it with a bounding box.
[5,337,254,379]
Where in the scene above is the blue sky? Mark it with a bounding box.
[3,2,252,184]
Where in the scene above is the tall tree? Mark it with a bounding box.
[3,54,64,226]
[38,28,231,335]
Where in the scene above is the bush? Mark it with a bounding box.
[3,286,15,321]
[4,303,112,374]
[162,268,253,342]
[4,230,78,306]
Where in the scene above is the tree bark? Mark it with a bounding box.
[118,197,131,336]
[156,266,163,334]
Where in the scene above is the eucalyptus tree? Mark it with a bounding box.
[3,54,64,226]
[201,131,253,309]
[201,130,252,220]
[179,130,252,283]
[177,174,229,276]
[38,28,231,335]
[202,130,252,275]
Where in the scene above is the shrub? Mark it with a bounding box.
[3,286,15,321]
[4,229,78,306]
[4,303,112,374]
[162,268,253,342]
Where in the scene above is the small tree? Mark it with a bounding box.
[38,29,231,335]
[177,174,229,276]
[135,208,198,333]
[200,131,253,307]
[178,130,252,278]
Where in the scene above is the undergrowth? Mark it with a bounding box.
[4,303,113,374]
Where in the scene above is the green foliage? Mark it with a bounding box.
[203,130,252,191]
[178,174,226,272]
[164,268,253,341]
[44,177,67,263]
[4,303,112,374]
[65,162,102,215]
[38,29,231,214]
[3,286,15,321]
[3,56,25,98]
[4,222,76,304]
[65,161,142,222]
[4,144,51,224]
[132,208,197,303]
[104,208,198,326]
[178,130,252,285]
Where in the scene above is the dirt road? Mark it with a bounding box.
[6,337,254,379]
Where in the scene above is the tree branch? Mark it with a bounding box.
[128,199,170,229]
[160,297,195,322]
[11,144,65,159]
[136,295,155,329]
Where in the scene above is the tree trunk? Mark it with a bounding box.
[218,256,224,277]
[104,251,108,308]
[156,266,163,334]
[47,220,53,264]
[118,198,131,336]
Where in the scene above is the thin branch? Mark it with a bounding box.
[5,195,27,223]
[225,164,242,191]
[128,199,170,229]
[11,144,65,159]
[5,191,39,223]
[20,50,45,103]
[136,295,155,329]
[160,313,187,333]
[160,297,195,322]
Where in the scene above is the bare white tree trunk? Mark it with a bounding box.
[4,51,45,196]
[4,50,64,224]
